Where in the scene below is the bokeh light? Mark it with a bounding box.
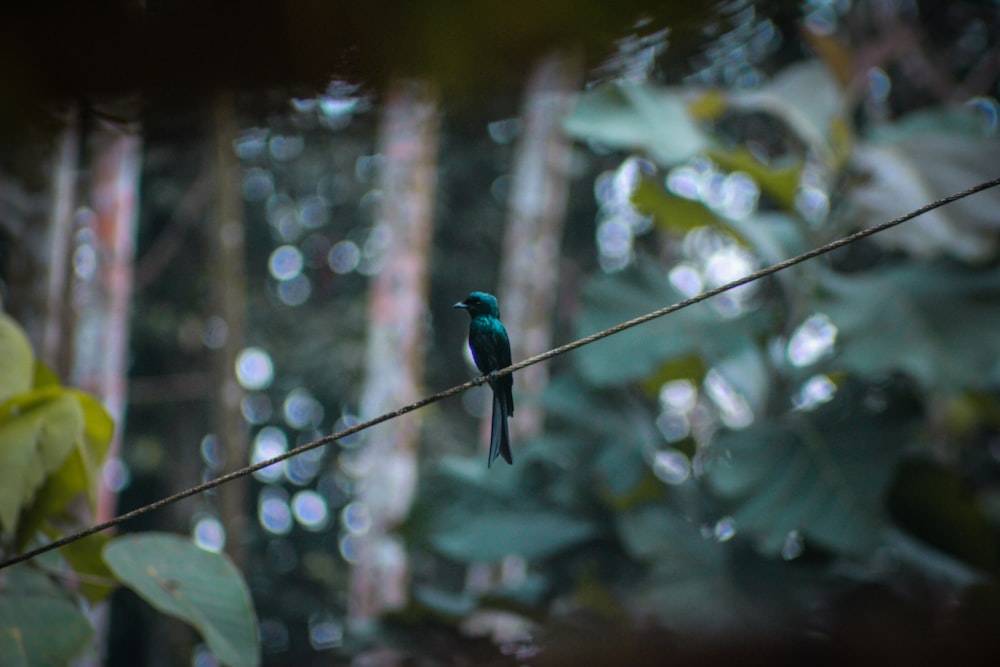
[200,434,224,471]
[259,486,293,536]
[792,374,837,410]
[285,446,324,486]
[242,168,275,202]
[787,313,837,367]
[712,516,737,542]
[782,530,804,560]
[283,389,324,430]
[704,368,754,428]
[276,273,312,306]
[269,245,305,281]
[328,240,361,274]
[652,449,690,484]
[235,347,274,390]
[297,195,329,229]
[341,502,371,535]
[193,516,226,553]
[309,614,344,650]
[202,316,228,349]
[102,457,131,493]
[252,426,288,483]
[241,393,274,424]
[292,490,330,531]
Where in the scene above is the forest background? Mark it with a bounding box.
[2,1,1000,665]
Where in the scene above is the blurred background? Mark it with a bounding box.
[2,0,1000,665]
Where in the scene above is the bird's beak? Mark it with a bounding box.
[453,301,467,309]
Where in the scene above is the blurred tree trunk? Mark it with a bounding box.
[72,118,143,524]
[42,108,81,379]
[210,90,249,570]
[0,106,79,377]
[349,80,439,625]
[70,114,143,667]
[496,52,581,440]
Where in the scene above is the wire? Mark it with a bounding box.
[1,175,998,572]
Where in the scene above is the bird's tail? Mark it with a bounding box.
[488,389,513,467]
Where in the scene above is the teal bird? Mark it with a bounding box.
[455,292,514,466]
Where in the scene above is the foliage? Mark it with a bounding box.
[105,535,260,667]
[0,313,260,667]
[403,55,1000,643]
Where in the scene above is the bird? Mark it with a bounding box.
[454,292,514,466]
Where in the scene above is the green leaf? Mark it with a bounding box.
[0,389,84,535]
[0,312,34,404]
[615,503,787,633]
[51,530,119,603]
[0,567,93,667]
[576,258,766,385]
[631,175,718,234]
[15,390,114,549]
[819,264,1000,391]
[617,501,707,561]
[727,60,845,159]
[706,381,920,557]
[104,534,260,667]
[706,147,802,211]
[851,109,1000,262]
[541,372,633,435]
[67,390,114,508]
[429,510,599,563]
[564,83,711,166]
[31,362,61,390]
[412,586,477,619]
[411,458,601,563]
[592,438,654,510]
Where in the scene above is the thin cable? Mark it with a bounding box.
[1,175,998,571]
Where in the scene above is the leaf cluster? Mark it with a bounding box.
[404,57,1000,643]
[0,313,260,667]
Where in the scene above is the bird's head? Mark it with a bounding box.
[454,291,500,318]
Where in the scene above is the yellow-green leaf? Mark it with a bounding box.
[14,390,113,549]
[706,147,801,212]
[0,312,34,403]
[0,389,84,535]
[632,175,717,234]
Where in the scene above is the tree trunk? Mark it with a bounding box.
[42,108,81,379]
[210,90,250,569]
[496,52,581,440]
[70,115,143,667]
[348,80,439,625]
[72,119,143,524]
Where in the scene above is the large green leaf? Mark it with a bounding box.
[850,109,1000,262]
[0,567,93,667]
[727,60,845,159]
[430,510,599,563]
[615,502,794,633]
[819,264,1000,392]
[0,313,33,404]
[0,389,84,535]
[16,390,114,550]
[706,381,920,557]
[576,258,766,385]
[411,458,601,563]
[104,534,260,667]
[564,83,711,166]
